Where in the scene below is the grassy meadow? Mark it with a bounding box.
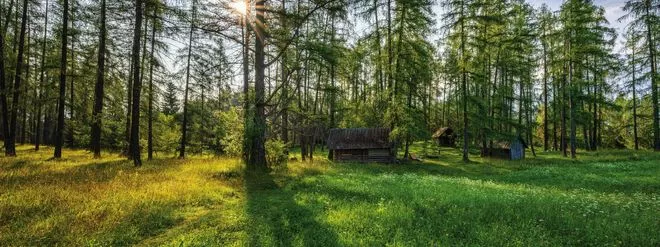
[0,144,659,246]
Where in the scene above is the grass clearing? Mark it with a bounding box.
[1,144,659,246]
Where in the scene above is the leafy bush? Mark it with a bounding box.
[217,107,244,156]
[266,139,288,169]
[154,113,181,155]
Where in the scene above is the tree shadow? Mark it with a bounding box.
[244,170,341,246]
[322,150,660,195]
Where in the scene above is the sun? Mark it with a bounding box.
[229,1,248,16]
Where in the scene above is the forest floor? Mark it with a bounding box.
[0,144,659,246]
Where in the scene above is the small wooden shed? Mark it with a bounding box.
[327,128,394,163]
[432,127,455,147]
[481,138,527,160]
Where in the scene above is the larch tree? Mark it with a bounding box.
[129,0,144,166]
[91,0,107,158]
[622,0,660,151]
[54,0,69,159]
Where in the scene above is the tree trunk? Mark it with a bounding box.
[124,53,134,157]
[280,0,288,148]
[180,3,195,159]
[386,0,392,100]
[54,0,69,158]
[568,39,576,159]
[35,0,48,151]
[592,74,598,151]
[542,27,549,151]
[373,0,383,92]
[91,0,106,158]
[147,11,156,160]
[645,0,659,151]
[129,0,144,166]
[68,3,75,147]
[632,42,639,150]
[329,13,336,148]
[242,1,251,163]
[249,0,267,170]
[6,0,28,156]
[0,1,10,155]
[20,19,30,145]
[561,43,567,157]
[460,4,469,162]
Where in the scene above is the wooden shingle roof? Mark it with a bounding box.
[327,128,391,150]
[432,127,454,138]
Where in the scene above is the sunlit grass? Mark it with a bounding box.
[1,144,658,246]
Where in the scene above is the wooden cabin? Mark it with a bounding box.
[481,138,527,160]
[327,128,394,163]
[432,127,455,147]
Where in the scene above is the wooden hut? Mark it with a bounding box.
[481,138,527,160]
[432,127,455,147]
[327,128,394,163]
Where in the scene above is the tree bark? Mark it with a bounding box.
[147,11,156,160]
[645,0,659,151]
[632,40,639,150]
[91,0,106,158]
[280,0,288,147]
[6,0,28,156]
[35,0,48,151]
[180,2,195,159]
[241,0,251,163]
[460,2,469,162]
[0,0,10,156]
[542,26,549,151]
[20,18,30,145]
[568,37,576,159]
[249,0,268,170]
[54,0,69,158]
[373,0,383,92]
[129,0,144,166]
[68,2,75,147]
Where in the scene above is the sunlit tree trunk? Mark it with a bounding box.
[249,0,267,170]
[180,2,195,159]
[147,9,156,160]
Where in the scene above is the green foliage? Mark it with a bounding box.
[217,107,244,157]
[153,113,180,155]
[265,139,288,169]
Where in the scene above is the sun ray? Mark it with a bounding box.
[229,1,247,16]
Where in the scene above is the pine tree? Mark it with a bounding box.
[162,81,179,116]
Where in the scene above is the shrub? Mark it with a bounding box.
[266,139,288,169]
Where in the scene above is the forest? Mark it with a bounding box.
[0,0,659,245]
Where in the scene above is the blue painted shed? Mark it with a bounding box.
[509,138,526,160]
[481,137,527,160]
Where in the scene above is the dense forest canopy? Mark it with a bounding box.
[0,0,658,167]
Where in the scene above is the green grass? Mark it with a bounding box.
[1,144,659,246]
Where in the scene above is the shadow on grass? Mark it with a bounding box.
[322,149,660,195]
[98,203,182,246]
[244,170,340,246]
